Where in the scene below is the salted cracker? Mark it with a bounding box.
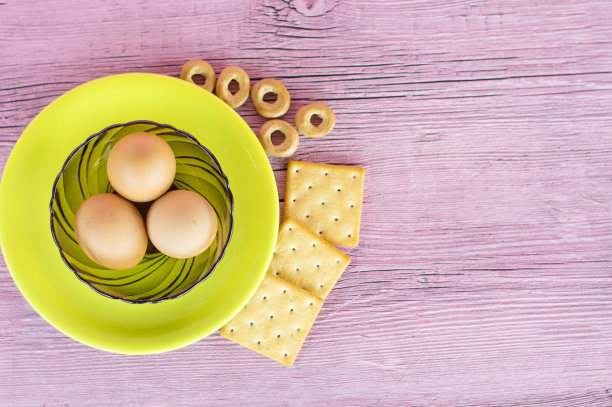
[268,218,350,298]
[284,161,365,247]
[220,274,323,367]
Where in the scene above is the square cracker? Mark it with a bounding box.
[284,161,365,247]
[268,218,351,298]
[220,274,323,367]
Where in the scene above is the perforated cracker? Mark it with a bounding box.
[268,218,351,298]
[220,274,323,367]
[284,161,365,247]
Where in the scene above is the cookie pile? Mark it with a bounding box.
[180,59,335,158]
[220,161,365,366]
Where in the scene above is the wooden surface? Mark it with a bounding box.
[1,0,612,405]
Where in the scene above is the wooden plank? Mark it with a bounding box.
[1,0,612,405]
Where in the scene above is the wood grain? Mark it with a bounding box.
[1,0,612,405]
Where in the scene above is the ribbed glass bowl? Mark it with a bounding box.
[50,120,233,303]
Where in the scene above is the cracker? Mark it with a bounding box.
[268,218,351,298]
[220,274,323,367]
[284,161,365,247]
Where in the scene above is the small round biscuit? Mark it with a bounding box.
[180,59,216,92]
[251,78,290,118]
[258,119,299,157]
[295,102,335,138]
[215,66,250,109]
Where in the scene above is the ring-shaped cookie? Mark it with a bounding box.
[251,78,290,118]
[258,119,299,157]
[294,102,335,138]
[180,59,216,92]
[215,66,250,109]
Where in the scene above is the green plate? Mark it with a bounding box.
[0,73,279,354]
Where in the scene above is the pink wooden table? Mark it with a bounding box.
[2,0,612,405]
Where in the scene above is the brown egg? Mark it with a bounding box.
[146,190,218,259]
[74,193,148,270]
[107,132,176,202]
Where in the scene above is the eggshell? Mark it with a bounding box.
[146,190,218,259]
[74,193,148,269]
[107,132,176,202]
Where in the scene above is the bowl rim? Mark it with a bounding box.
[49,119,234,304]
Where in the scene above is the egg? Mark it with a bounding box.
[146,190,218,259]
[74,193,148,269]
[107,132,176,202]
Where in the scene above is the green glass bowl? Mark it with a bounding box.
[50,120,233,303]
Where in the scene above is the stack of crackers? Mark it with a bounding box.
[220,160,365,366]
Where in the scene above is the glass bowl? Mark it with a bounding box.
[50,120,233,303]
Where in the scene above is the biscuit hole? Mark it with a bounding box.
[334,218,339,222]
[295,168,300,172]
[295,268,300,272]
[324,172,329,176]
[257,341,261,345]
[284,353,288,357]
[230,328,234,332]
[288,227,292,231]
[321,201,325,205]
[336,259,340,263]
[305,214,310,218]
[191,74,206,85]
[228,79,240,95]
[277,334,281,338]
[350,204,355,208]
[263,296,267,300]
[309,303,313,306]
[310,114,323,127]
[348,234,352,237]
[270,315,274,319]
[337,188,342,192]
[318,231,323,235]
[316,264,320,268]
[297,327,302,331]
[292,247,296,251]
[271,130,285,146]
[290,308,294,312]
[283,289,287,293]
[320,284,324,288]
[353,174,357,178]
[250,322,254,326]
[312,243,316,247]
[292,198,296,202]
[275,271,279,275]
[263,92,278,103]
[308,185,312,189]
